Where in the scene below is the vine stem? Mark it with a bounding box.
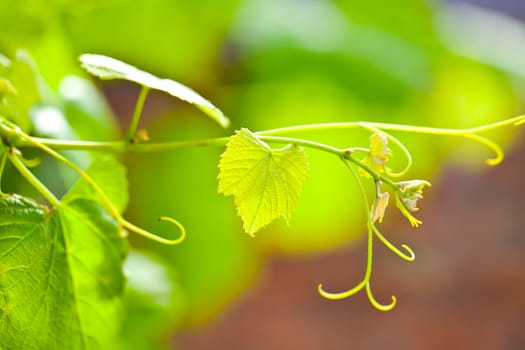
[258,135,343,155]
[7,150,60,207]
[8,116,523,190]
[14,115,525,153]
[258,136,399,189]
[127,86,149,142]
[19,137,230,152]
[12,135,392,190]
[254,115,525,136]
[3,113,522,194]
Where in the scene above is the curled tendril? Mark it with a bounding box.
[2,121,186,246]
[317,280,366,300]
[121,217,186,245]
[318,157,417,311]
[359,124,413,178]
[464,133,504,166]
[318,279,397,311]
[365,282,397,311]
[371,224,415,262]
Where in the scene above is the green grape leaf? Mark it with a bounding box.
[361,132,391,176]
[218,128,309,235]
[61,156,129,213]
[78,54,229,128]
[0,194,127,349]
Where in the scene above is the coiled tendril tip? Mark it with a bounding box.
[465,134,504,166]
[365,283,397,312]
[318,281,397,311]
[317,280,366,300]
[121,216,186,245]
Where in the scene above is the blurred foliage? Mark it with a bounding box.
[1,0,524,348]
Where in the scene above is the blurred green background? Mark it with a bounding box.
[1,0,524,349]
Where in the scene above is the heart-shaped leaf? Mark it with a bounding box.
[218,128,309,235]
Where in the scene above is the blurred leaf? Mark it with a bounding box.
[58,75,120,142]
[333,0,438,48]
[29,27,84,90]
[219,128,309,235]
[29,71,120,198]
[0,54,10,72]
[0,194,127,349]
[124,250,176,309]
[31,105,77,140]
[62,155,129,213]
[29,104,92,197]
[0,50,41,131]
[231,0,432,105]
[119,250,187,350]
[79,54,230,128]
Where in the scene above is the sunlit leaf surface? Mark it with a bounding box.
[218,128,309,235]
[0,195,127,349]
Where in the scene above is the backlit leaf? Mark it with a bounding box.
[218,128,309,235]
[0,50,41,132]
[79,54,229,128]
[0,194,127,349]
